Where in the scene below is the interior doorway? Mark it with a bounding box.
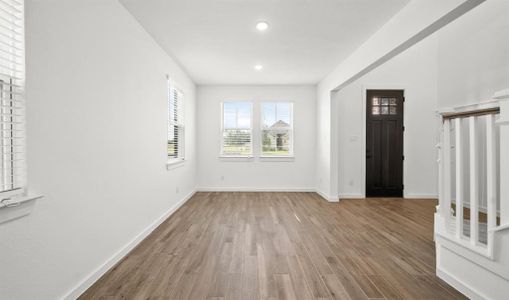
[365,90,404,197]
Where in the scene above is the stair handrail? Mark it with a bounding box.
[436,89,509,260]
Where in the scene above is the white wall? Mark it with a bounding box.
[197,85,316,191]
[333,36,439,198]
[0,0,196,299]
[437,0,509,108]
[316,0,483,200]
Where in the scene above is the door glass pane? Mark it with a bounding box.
[372,107,380,115]
[381,98,389,106]
[390,107,397,115]
[372,97,379,105]
[390,98,397,105]
[381,106,389,115]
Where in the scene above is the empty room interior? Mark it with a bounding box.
[1,0,509,299]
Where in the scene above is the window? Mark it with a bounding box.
[0,0,25,198]
[372,97,397,115]
[167,79,184,162]
[261,102,293,156]
[221,102,252,156]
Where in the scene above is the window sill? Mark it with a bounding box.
[219,156,254,162]
[259,156,295,162]
[166,158,186,170]
[0,193,43,209]
[0,193,43,224]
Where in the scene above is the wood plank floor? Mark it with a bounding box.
[80,192,466,300]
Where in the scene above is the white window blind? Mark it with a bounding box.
[167,79,184,161]
[0,0,25,197]
[261,102,293,156]
[222,102,252,156]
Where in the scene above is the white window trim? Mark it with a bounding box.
[258,156,295,162]
[167,76,185,167]
[0,0,44,222]
[220,101,254,158]
[260,101,295,158]
[166,158,185,170]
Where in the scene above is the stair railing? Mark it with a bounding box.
[436,91,509,259]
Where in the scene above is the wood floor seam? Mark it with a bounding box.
[80,192,466,300]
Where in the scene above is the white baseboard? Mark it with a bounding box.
[404,194,438,199]
[337,193,438,200]
[196,187,315,192]
[62,189,197,300]
[316,190,339,202]
[338,194,365,199]
[437,268,485,300]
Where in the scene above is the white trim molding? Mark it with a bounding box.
[493,88,509,99]
[166,158,186,170]
[316,190,339,202]
[63,189,197,300]
[404,193,438,199]
[0,194,43,224]
[437,268,485,300]
[197,187,315,193]
[338,194,365,199]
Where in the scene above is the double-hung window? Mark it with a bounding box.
[221,102,252,156]
[0,0,26,199]
[167,79,184,163]
[261,102,293,156]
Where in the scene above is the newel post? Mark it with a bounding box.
[496,91,509,224]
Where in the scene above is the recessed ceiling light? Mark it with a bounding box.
[256,21,269,32]
[254,64,263,71]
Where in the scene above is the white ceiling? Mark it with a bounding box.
[119,0,409,85]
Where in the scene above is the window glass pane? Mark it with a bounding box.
[262,102,292,156]
[276,103,291,124]
[223,105,237,129]
[222,102,252,156]
[169,94,175,122]
[262,103,291,128]
[168,125,178,158]
[237,105,251,128]
[262,130,291,155]
[262,103,276,127]
[223,129,251,155]
[372,107,380,115]
[224,102,251,129]
[168,83,184,159]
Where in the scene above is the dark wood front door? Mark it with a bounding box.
[366,90,404,197]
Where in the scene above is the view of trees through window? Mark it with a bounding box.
[222,102,252,155]
[221,102,293,156]
[222,129,252,155]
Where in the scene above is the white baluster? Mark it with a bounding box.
[499,99,509,224]
[455,118,463,238]
[486,114,496,251]
[469,116,478,245]
[443,119,452,227]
